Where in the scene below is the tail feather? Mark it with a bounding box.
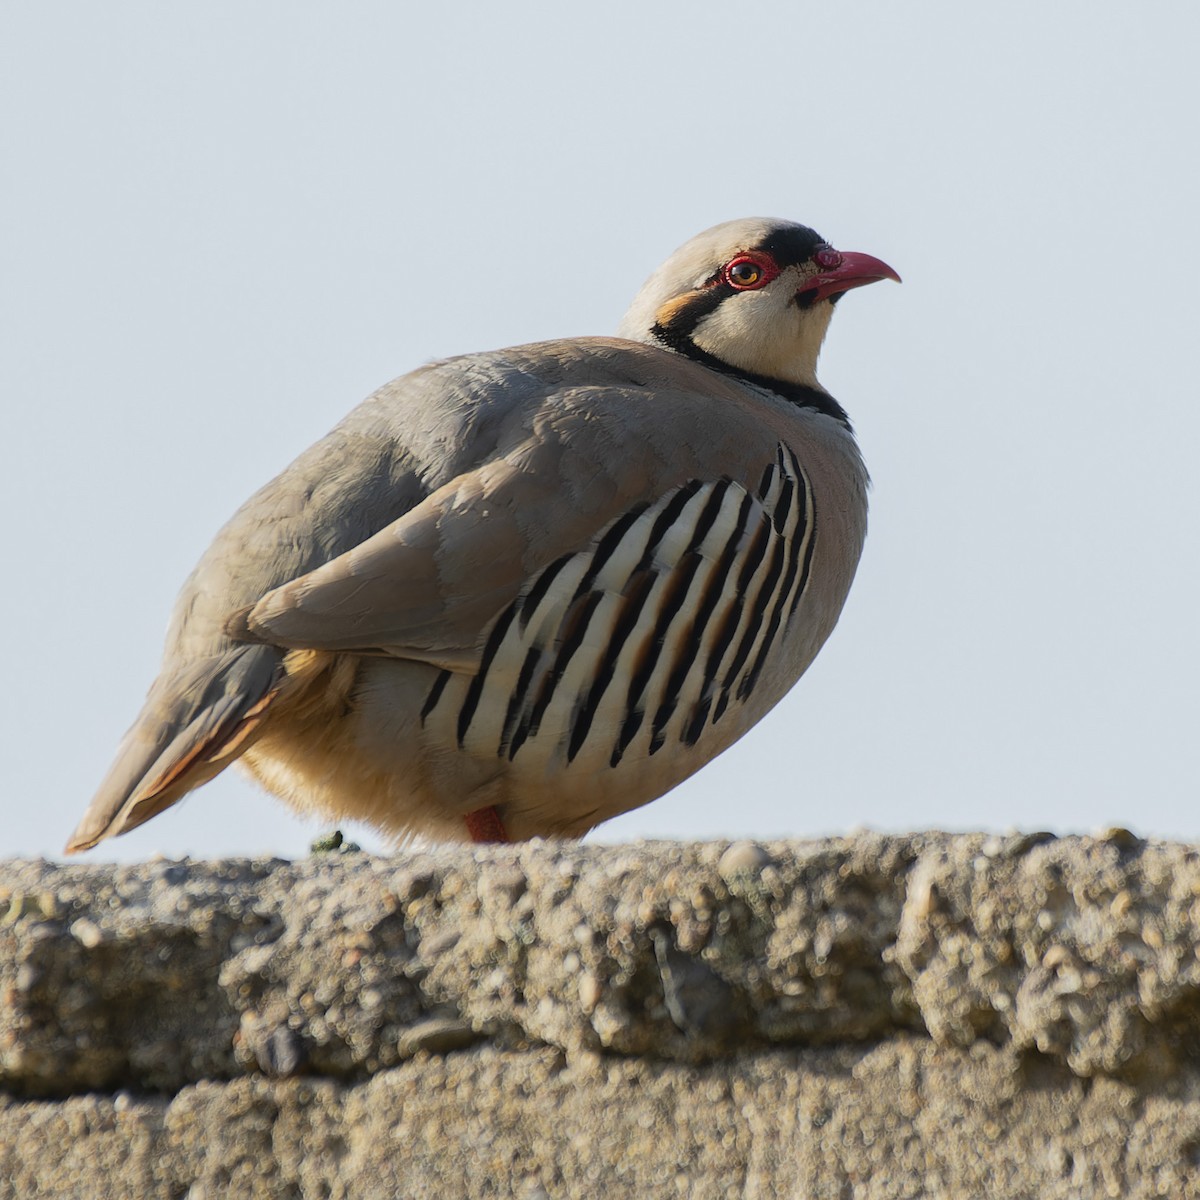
[66,645,283,854]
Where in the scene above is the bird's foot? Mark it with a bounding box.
[464,805,509,843]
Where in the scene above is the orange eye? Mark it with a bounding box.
[723,255,772,290]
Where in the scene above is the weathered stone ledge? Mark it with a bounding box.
[7,1041,1200,1200]
[5,833,1200,1197]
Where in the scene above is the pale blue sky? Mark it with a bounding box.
[4,3,1199,860]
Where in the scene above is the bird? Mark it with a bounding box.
[66,217,898,854]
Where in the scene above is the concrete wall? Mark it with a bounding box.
[3,834,1200,1198]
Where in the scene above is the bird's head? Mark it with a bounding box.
[618,217,899,398]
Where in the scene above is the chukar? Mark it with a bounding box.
[67,218,898,853]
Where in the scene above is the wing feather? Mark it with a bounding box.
[232,391,782,666]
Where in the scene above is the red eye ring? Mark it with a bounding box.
[722,254,777,291]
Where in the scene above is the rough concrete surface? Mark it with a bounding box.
[3,833,1200,1197]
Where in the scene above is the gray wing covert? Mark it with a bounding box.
[228,384,783,670]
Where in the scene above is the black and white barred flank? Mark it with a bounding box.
[422,441,816,769]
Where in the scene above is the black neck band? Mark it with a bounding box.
[650,322,852,429]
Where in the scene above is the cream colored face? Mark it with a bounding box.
[686,262,836,390]
[618,218,896,426]
[618,219,845,394]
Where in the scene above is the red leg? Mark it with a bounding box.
[464,805,509,843]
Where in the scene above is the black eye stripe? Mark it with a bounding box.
[757,224,829,268]
[652,287,729,347]
[646,227,851,426]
